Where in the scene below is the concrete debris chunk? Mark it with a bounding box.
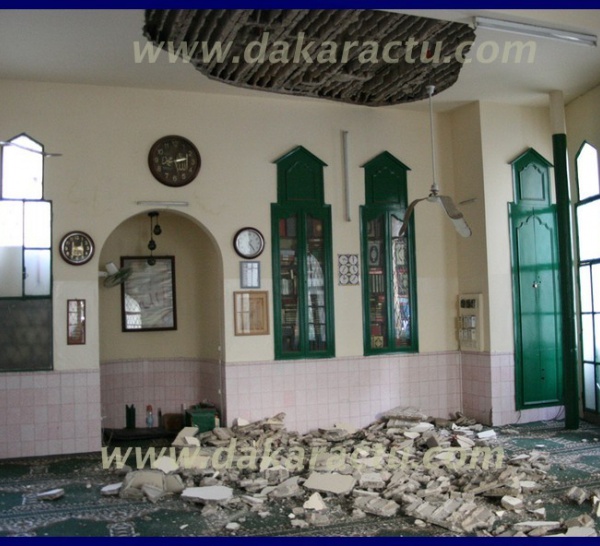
[269,476,302,498]
[564,513,595,528]
[37,488,65,500]
[225,522,240,531]
[120,470,166,499]
[142,484,166,503]
[152,456,180,474]
[304,472,356,496]
[566,486,589,505]
[181,485,233,503]
[564,527,598,537]
[263,465,290,485]
[512,521,561,533]
[172,426,200,447]
[501,495,524,511]
[409,422,435,433]
[359,472,387,490]
[305,512,331,526]
[355,496,400,517]
[304,492,326,511]
[382,406,430,422]
[100,483,122,496]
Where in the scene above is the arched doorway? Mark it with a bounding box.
[98,210,224,430]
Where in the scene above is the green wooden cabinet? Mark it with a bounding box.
[361,152,418,355]
[271,147,335,359]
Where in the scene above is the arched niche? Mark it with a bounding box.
[97,210,224,429]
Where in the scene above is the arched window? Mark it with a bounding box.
[0,134,53,370]
[575,142,600,414]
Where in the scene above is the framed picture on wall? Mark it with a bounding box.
[67,299,86,345]
[121,256,177,332]
[234,291,269,335]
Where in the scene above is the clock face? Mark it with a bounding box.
[60,231,94,265]
[148,135,201,187]
[234,227,265,259]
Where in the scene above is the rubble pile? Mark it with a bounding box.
[103,407,598,537]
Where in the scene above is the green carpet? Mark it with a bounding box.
[1,420,600,537]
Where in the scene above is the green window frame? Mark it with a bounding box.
[271,146,335,359]
[360,152,418,355]
[575,141,600,414]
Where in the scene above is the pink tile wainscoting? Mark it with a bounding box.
[0,351,566,460]
[224,352,462,433]
[0,369,101,459]
[461,351,563,426]
[100,358,223,429]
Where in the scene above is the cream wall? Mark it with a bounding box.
[479,103,553,353]
[0,78,461,368]
[566,83,600,188]
[449,102,489,348]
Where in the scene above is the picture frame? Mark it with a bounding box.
[234,291,269,335]
[240,261,261,288]
[67,299,86,345]
[121,256,177,332]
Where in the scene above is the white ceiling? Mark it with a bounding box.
[0,9,599,111]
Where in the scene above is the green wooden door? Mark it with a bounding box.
[510,148,563,409]
[511,206,563,407]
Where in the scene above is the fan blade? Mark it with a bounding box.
[398,197,427,237]
[438,195,472,237]
[0,140,62,157]
[103,267,132,288]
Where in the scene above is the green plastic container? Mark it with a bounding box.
[185,407,217,433]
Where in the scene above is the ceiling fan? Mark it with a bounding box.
[399,85,472,239]
[99,262,132,288]
[0,140,62,158]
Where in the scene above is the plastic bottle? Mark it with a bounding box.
[146,404,154,428]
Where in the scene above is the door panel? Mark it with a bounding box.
[511,206,563,408]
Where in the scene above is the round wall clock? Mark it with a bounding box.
[233,227,265,259]
[148,135,201,187]
[59,231,95,265]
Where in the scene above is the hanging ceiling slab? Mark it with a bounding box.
[143,9,476,107]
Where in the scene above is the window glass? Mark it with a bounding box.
[2,135,43,200]
[24,201,51,248]
[577,200,600,262]
[24,249,51,295]
[577,143,600,201]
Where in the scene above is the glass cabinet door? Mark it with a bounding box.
[391,213,412,348]
[278,213,300,355]
[362,209,416,354]
[306,214,328,352]
[366,215,387,350]
[272,206,334,359]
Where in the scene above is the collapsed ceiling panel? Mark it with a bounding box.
[143,9,476,107]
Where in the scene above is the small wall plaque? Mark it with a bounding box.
[338,254,359,285]
[240,261,260,288]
